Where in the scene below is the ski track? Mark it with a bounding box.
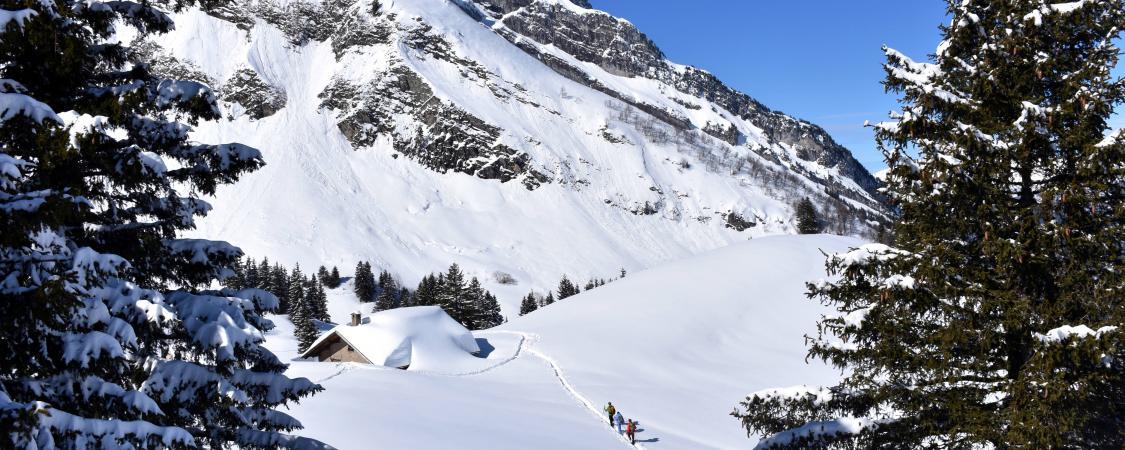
[518,332,647,450]
[311,329,647,448]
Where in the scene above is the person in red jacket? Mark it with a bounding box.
[626,419,636,445]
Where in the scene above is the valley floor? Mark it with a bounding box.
[264,235,862,449]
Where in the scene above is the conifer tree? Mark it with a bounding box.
[414,274,439,306]
[735,2,1125,448]
[317,265,330,283]
[354,261,376,303]
[292,291,319,355]
[439,264,469,324]
[289,266,307,315]
[795,197,821,235]
[272,263,291,313]
[375,276,400,312]
[0,0,326,446]
[474,291,504,329]
[328,266,342,288]
[520,293,540,316]
[557,275,580,299]
[258,258,271,288]
[398,287,413,307]
[307,275,330,322]
[542,292,556,307]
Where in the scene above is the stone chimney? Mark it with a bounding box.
[350,312,361,326]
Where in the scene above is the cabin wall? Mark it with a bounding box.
[318,340,368,363]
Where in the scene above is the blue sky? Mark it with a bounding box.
[593,1,1124,172]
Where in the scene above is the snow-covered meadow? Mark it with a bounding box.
[263,235,858,449]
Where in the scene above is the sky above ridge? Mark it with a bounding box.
[592,1,1125,173]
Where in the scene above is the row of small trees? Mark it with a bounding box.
[520,270,626,316]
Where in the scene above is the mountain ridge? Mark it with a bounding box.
[140,0,887,315]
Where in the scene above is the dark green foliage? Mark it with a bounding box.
[735,2,1125,448]
[0,0,328,445]
[327,266,342,288]
[307,275,330,322]
[354,261,376,302]
[542,292,555,307]
[520,293,539,316]
[557,275,580,300]
[292,293,319,355]
[374,275,400,312]
[414,274,440,306]
[795,197,821,235]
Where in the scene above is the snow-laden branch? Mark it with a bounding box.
[755,416,879,450]
[1035,325,1118,344]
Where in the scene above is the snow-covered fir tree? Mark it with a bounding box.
[0,0,328,447]
[735,1,1124,448]
[327,266,341,288]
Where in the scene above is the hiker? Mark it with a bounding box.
[604,402,616,426]
[626,419,636,444]
[614,410,624,434]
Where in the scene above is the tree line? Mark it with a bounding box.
[354,261,505,331]
[520,269,626,316]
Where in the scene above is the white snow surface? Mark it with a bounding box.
[264,234,860,449]
[146,0,879,318]
[303,306,484,372]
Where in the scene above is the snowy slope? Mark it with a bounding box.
[264,234,861,449]
[141,0,883,316]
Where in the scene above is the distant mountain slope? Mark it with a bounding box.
[143,0,885,313]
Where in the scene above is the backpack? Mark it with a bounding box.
[607,405,616,415]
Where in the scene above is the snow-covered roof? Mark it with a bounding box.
[301,306,480,370]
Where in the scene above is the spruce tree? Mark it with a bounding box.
[0,0,326,446]
[520,293,540,316]
[375,275,400,312]
[272,263,291,313]
[354,261,375,303]
[735,2,1125,448]
[328,266,342,288]
[289,266,307,320]
[307,275,330,322]
[398,287,414,308]
[415,274,438,306]
[292,291,319,355]
[475,291,504,329]
[542,292,555,307]
[439,264,468,324]
[258,258,271,288]
[795,197,821,235]
[557,275,580,299]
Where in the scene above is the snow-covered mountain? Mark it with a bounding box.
[143,0,885,313]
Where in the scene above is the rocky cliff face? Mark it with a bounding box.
[491,0,879,194]
[144,0,891,308]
